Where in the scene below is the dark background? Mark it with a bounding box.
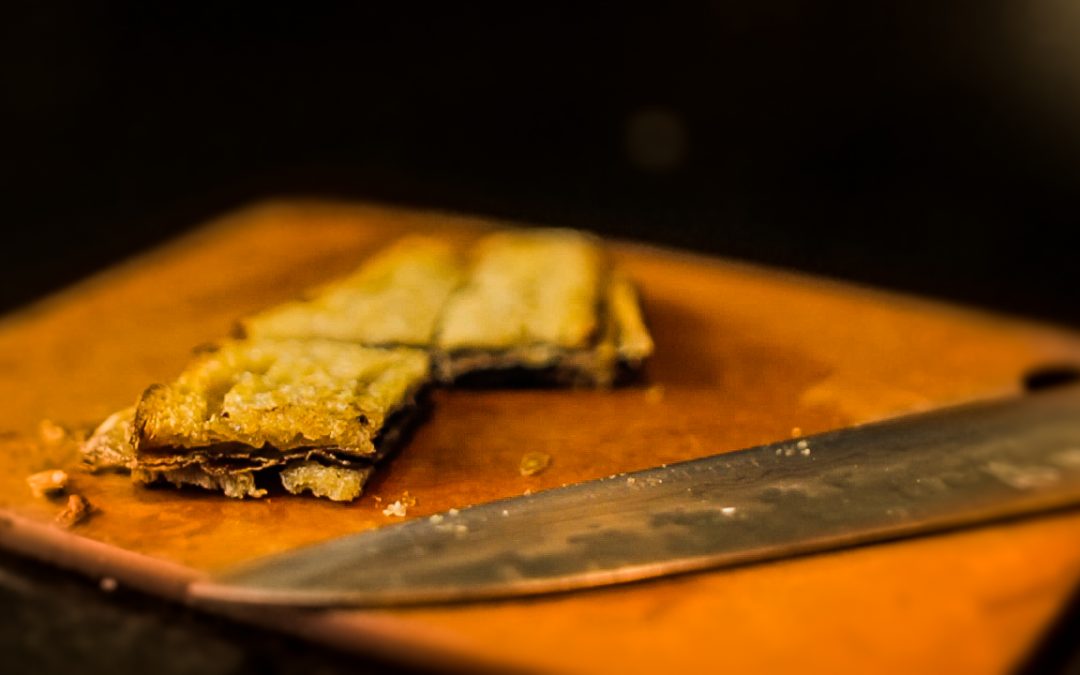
[4,2,1080,324]
[3,2,1080,674]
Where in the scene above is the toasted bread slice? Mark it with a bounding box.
[240,236,463,346]
[124,339,428,500]
[434,229,653,385]
[134,339,430,458]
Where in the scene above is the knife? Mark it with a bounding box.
[190,383,1080,608]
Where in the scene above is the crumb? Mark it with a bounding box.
[55,494,93,528]
[501,509,509,516]
[372,495,383,504]
[27,469,68,498]
[38,419,68,445]
[99,577,118,592]
[644,384,665,404]
[801,447,811,456]
[775,447,783,456]
[721,506,736,516]
[190,342,221,355]
[519,451,551,477]
[429,514,444,524]
[790,427,803,438]
[382,500,407,517]
[448,508,460,516]
[797,440,809,450]
[626,476,636,485]
[399,491,417,507]
[523,489,533,496]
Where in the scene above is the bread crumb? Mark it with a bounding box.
[399,490,417,507]
[27,469,68,498]
[38,419,68,445]
[382,500,408,517]
[644,385,665,404]
[99,577,118,592]
[519,451,551,477]
[55,494,93,528]
[790,427,803,438]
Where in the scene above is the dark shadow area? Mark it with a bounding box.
[4,2,1080,326]
[1015,576,1080,675]
[0,549,447,675]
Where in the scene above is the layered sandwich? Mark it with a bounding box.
[81,227,653,501]
[434,229,654,386]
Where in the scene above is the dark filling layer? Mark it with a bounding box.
[136,389,430,479]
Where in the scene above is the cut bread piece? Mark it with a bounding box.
[129,339,430,500]
[434,229,653,386]
[135,339,430,457]
[239,236,463,347]
[279,460,375,502]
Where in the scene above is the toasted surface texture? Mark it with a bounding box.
[280,461,373,502]
[436,229,604,353]
[80,407,136,471]
[241,236,463,346]
[433,241,654,386]
[134,340,430,457]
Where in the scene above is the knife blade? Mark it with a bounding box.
[189,385,1080,608]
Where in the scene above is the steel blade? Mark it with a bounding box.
[190,386,1080,608]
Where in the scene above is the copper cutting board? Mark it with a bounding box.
[2,200,1080,674]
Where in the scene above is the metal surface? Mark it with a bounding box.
[190,386,1080,608]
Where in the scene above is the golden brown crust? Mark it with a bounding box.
[240,236,463,347]
[434,265,653,387]
[436,229,605,353]
[134,340,430,457]
[80,407,137,472]
[279,461,373,502]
